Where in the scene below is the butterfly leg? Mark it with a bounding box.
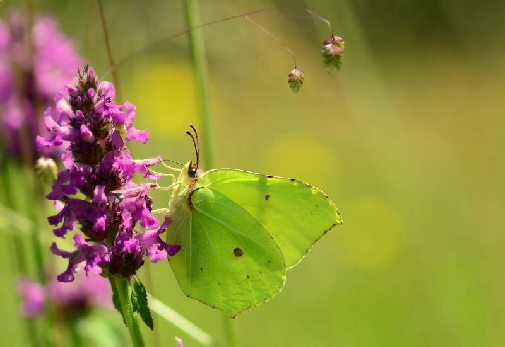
[148,168,177,181]
[154,181,180,191]
[151,208,170,215]
[161,161,182,172]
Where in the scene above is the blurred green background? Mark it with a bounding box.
[2,0,505,346]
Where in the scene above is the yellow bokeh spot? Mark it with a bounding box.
[336,197,403,269]
[261,134,338,189]
[125,61,198,137]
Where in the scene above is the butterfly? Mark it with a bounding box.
[165,126,342,317]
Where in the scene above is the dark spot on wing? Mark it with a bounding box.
[265,194,270,201]
[267,175,273,178]
[290,178,295,182]
[233,247,243,257]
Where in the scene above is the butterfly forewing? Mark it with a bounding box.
[198,169,342,268]
[166,187,286,317]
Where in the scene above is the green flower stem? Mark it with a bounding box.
[1,161,38,347]
[68,321,83,347]
[184,0,214,169]
[222,314,238,347]
[25,173,45,283]
[111,277,146,347]
[183,1,236,346]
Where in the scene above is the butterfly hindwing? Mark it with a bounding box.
[166,186,286,317]
[198,169,342,268]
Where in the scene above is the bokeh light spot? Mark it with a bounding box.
[261,134,338,189]
[125,61,198,137]
[336,196,403,269]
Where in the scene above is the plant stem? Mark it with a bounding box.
[68,321,83,347]
[222,315,238,347]
[97,0,122,102]
[26,173,45,283]
[183,1,237,346]
[1,160,38,347]
[111,277,146,347]
[184,0,214,169]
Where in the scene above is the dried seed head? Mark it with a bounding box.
[321,36,344,73]
[288,68,305,93]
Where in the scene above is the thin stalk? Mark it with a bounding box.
[110,277,146,347]
[26,174,45,283]
[183,1,236,345]
[101,6,333,80]
[68,322,83,347]
[184,0,214,169]
[148,295,214,346]
[222,315,237,347]
[245,16,297,67]
[97,0,122,101]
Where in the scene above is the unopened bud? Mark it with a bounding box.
[321,36,344,73]
[35,157,57,185]
[288,68,305,93]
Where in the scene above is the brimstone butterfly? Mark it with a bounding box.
[165,126,342,317]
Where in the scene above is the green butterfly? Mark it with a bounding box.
[165,126,342,317]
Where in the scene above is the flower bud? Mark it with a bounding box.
[321,36,344,73]
[35,157,57,185]
[288,68,305,93]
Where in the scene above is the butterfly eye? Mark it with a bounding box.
[188,165,197,178]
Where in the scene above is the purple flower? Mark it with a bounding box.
[0,12,81,160]
[18,279,45,318]
[18,274,112,319]
[42,66,179,282]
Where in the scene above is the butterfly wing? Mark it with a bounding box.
[166,187,286,317]
[198,169,342,268]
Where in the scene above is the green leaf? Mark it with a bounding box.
[132,278,154,330]
[110,278,126,324]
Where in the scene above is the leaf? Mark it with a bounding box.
[132,277,154,330]
[110,278,126,324]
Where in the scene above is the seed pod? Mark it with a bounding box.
[321,36,344,73]
[288,68,305,93]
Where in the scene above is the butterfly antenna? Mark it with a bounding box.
[162,158,183,166]
[161,158,183,172]
[186,125,200,170]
